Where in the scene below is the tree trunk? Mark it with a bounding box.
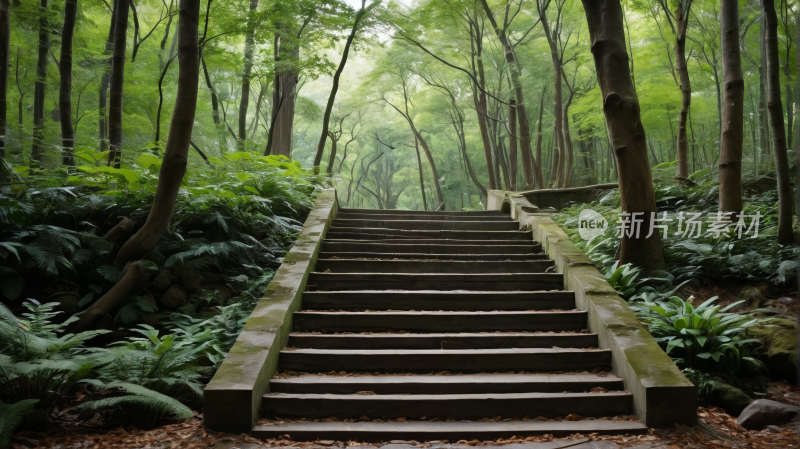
[718,0,744,213]
[794,12,800,159]
[325,131,337,175]
[562,90,575,187]
[98,0,117,153]
[237,0,259,150]
[759,14,771,157]
[508,98,517,191]
[267,12,299,158]
[413,137,427,210]
[534,86,546,189]
[479,0,537,187]
[69,261,146,333]
[473,36,497,190]
[581,0,665,271]
[113,0,200,267]
[59,0,78,166]
[674,8,691,178]
[762,0,795,245]
[313,0,370,171]
[541,6,564,188]
[31,0,49,166]
[108,0,130,168]
[0,0,8,161]
[201,57,227,154]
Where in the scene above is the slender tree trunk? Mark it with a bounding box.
[313,0,370,170]
[473,37,497,190]
[759,15,771,158]
[508,98,517,191]
[31,0,49,166]
[479,0,537,188]
[674,6,691,178]
[114,0,200,267]
[237,0,258,150]
[98,0,117,153]
[762,0,795,245]
[0,0,9,162]
[59,0,77,166]
[535,86,546,189]
[541,8,564,188]
[719,0,744,213]
[413,137,427,210]
[201,57,227,154]
[108,0,130,168]
[562,91,575,187]
[581,0,665,271]
[325,131,337,175]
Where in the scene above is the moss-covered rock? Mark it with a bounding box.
[710,380,754,416]
[749,318,797,383]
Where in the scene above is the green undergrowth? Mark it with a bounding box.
[0,150,322,433]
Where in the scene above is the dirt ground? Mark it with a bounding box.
[10,404,799,449]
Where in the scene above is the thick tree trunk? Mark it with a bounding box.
[762,0,795,245]
[0,0,8,161]
[113,0,200,267]
[70,261,146,333]
[268,16,299,158]
[313,0,369,171]
[108,0,130,168]
[59,0,77,166]
[98,1,117,154]
[581,0,665,271]
[674,10,691,178]
[508,98,517,191]
[31,0,49,166]
[479,0,537,188]
[237,0,259,150]
[794,12,800,158]
[718,0,744,213]
[541,8,565,188]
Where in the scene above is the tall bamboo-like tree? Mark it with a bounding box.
[581,0,665,270]
[108,0,130,168]
[0,0,8,162]
[114,0,201,268]
[237,0,258,150]
[98,0,117,153]
[718,0,744,213]
[480,0,539,188]
[31,0,49,166]
[762,0,794,245]
[313,0,378,171]
[59,0,78,166]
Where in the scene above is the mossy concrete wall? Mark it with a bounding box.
[204,189,337,433]
[488,190,697,428]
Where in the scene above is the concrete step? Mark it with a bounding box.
[320,242,541,255]
[261,391,632,420]
[278,348,609,372]
[301,290,575,311]
[338,208,506,217]
[327,228,533,241]
[324,238,533,246]
[293,311,585,333]
[313,259,555,274]
[287,332,597,349]
[331,219,520,231]
[337,213,514,222]
[269,373,623,394]
[251,420,648,441]
[318,252,548,261]
[305,273,563,291]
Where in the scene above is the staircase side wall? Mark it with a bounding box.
[204,189,338,433]
[488,190,698,428]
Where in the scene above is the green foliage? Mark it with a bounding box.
[681,368,718,405]
[74,381,193,421]
[631,296,766,374]
[0,399,39,446]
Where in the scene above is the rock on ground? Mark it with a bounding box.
[737,399,800,430]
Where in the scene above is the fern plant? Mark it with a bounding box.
[0,399,38,446]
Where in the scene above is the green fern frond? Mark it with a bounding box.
[77,382,193,420]
[0,399,39,446]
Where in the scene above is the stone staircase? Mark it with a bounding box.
[252,208,648,441]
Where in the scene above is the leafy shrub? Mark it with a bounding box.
[631,296,765,374]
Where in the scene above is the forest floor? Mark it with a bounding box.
[10,393,800,449]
